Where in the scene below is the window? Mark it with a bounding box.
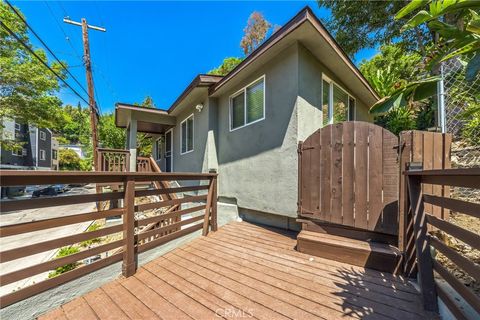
[155,138,162,160]
[180,114,194,154]
[230,76,265,131]
[322,76,356,125]
[52,150,58,160]
[40,149,46,161]
[40,131,46,140]
[14,123,20,131]
[22,148,27,156]
[12,148,23,156]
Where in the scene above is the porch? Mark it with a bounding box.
[39,221,432,320]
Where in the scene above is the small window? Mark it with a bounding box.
[14,123,20,131]
[155,139,162,160]
[40,131,46,140]
[230,76,265,131]
[40,149,46,160]
[322,77,356,125]
[52,150,58,160]
[12,149,22,156]
[180,114,194,154]
[22,148,27,156]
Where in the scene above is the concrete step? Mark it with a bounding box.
[297,230,402,274]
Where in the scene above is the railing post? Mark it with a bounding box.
[210,170,218,232]
[122,176,136,277]
[203,174,215,236]
[407,171,438,312]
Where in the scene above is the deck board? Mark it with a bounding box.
[40,221,435,320]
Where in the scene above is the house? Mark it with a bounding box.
[114,6,379,229]
[59,144,87,159]
[0,118,54,171]
[51,137,59,170]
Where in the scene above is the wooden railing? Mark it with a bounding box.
[406,167,480,317]
[0,170,217,308]
[136,156,152,172]
[97,148,130,172]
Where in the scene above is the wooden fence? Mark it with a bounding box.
[97,148,130,172]
[406,168,479,317]
[398,131,452,277]
[0,171,217,308]
[298,122,399,235]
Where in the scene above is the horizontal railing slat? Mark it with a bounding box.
[423,194,480,219]
[429,236,480,282]
[0,192,124,213]
[0,171,216,186]
[0,224,123,263]
[0,209,124,237]
[135,205,206,228]
[0,239,124,286]
[135,185,209,198]
[137,223,203,254]
[426,214,480,250]
[435,282,469,320]
[135,195,207,212]
[136,215,204,241]
[433,260,480,314]
[0,252,123,308]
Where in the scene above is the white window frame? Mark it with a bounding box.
[14,123,20,131]
[229,75,266,132]
[322,75,356,125]
[40,131,46,140]
[39,149,46,161]
[180,113,194,155]
[155,137,162,160]
[12,149,23,156]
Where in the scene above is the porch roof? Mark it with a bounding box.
[115,103,176,134]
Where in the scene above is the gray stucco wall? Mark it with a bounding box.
[216,43,300,218]
[159,41,374,222]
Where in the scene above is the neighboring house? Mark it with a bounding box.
[114,6,379,229]
[0,118,53,170]
[51,137,59,170]
[59,144,87,160]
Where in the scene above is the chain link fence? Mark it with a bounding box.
[441,58,480,170]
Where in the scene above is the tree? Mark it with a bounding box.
[240,11,272,55]
[370,0,480,114]
[98,113,125,150]
[208,57,244,76]
[0,2,65,149]
[59,103,91,145]
[59,149,82,171]
[360,44,422,97]
[317,0,432,57]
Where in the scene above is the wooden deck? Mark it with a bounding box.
[40,222,435,320]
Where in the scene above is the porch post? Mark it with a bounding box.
[127,119,137,172]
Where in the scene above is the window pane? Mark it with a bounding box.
[322,80,330,126]
[333,84,349,123]
[181,122,187,153]
[246,80,264,123]
[348,97,355,121]
[231,93,245,129]
[187,117,193,151]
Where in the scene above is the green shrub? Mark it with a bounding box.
[375,107,416,136]
[79,223,101,247]
[48,246,80,278]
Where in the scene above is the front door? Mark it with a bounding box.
[165,129,173,172]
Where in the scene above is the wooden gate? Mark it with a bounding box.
[298,121,399,235]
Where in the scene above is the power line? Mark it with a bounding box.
[43,1,83,62]
[0,20,91,106]
[5,0,90,97]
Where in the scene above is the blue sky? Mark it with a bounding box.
[13,1,378,114]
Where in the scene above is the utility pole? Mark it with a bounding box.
[64,17,106,170]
